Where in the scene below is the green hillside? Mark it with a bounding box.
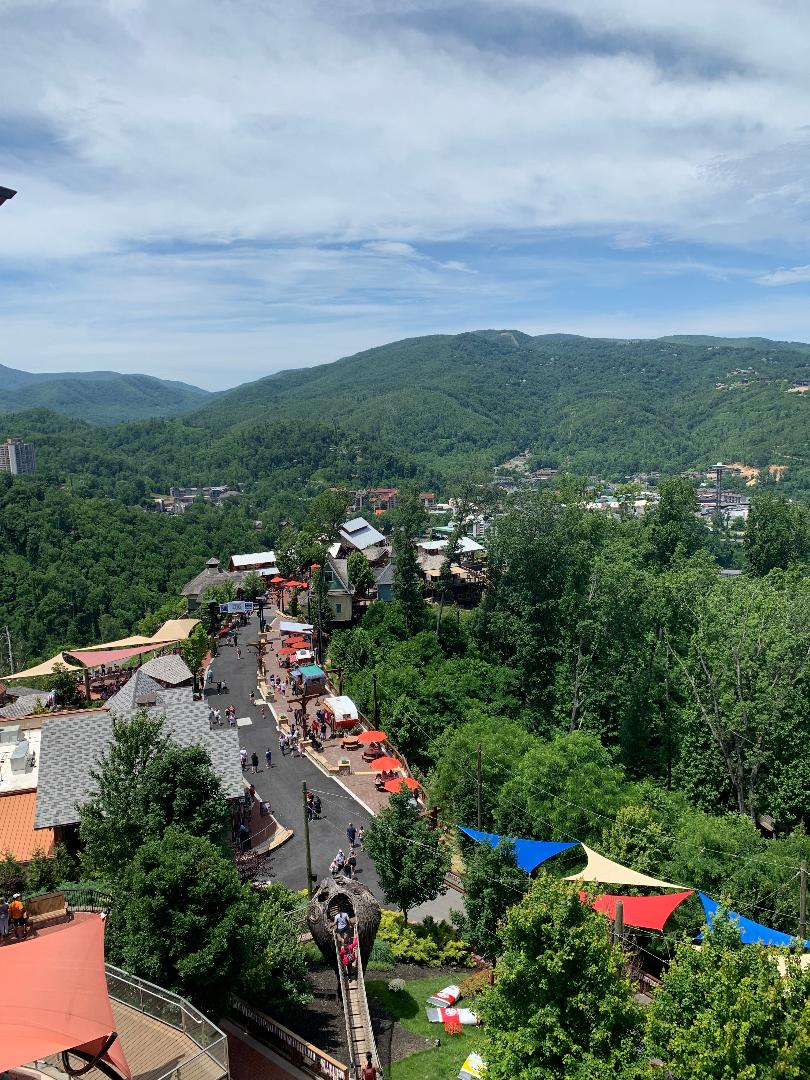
[0,364,211,422]
[3,331,810,504]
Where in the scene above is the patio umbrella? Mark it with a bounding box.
[358,730,387,744]
[371,756,402,772]
[270,576,285,584]
[384,777,420,793]
[286,580,307,588]
[278,647,297,655]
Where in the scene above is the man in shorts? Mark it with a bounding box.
[9,893,27,939]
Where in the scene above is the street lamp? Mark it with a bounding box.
[0,186,17,207]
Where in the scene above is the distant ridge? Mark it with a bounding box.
[0,363,212,424]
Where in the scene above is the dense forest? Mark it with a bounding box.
[0,363,211,422]
[3,332,810,504]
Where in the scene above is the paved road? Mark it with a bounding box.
[205,612,381,895]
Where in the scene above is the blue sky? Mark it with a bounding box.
[2,0,810,389]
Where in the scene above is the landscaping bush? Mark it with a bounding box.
[368,936,396,970]
[376,910,473,967]
[459,967,492,1000]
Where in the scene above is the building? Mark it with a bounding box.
[373,561,396,602]
[338,517,386,554]
[322,555,354,623]
[228,550,278,573]
[0,437,36,475]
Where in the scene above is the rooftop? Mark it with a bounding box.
[138,654,193,686]
[0,726,41,794]
[0,790,55,860]
[339,517,385,551]
[228,550,276,568]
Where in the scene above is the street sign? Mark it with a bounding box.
[219,601,255,614]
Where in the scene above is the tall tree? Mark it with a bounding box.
[646,908,810,1079]
[347,550,374,596]
[392,528,426,633]
[241,569,265,601]
[179,623,211,687]
[644,476,707,568]
[478,876,643,1080]
[744,491,810,576]
[457,839,528,966]
[364,789,450,920]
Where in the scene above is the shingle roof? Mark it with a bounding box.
[0,694,46,721]
[181,568,243,598]
[139,654,193,686]
[35,698,244,829]
[105,670,164,713]
[374,562,395,587]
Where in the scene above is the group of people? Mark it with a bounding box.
[305,790,322,819]
[210,704,239,728]
[329,821,365,877]
[279,729,306,757]
[0,894,28,941]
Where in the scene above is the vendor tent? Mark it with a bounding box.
[0,915,130,1078]
[280,621,313,635]
[697,893,810,948]
[580,890,694,932]
[565,844,683,890]
[323,695,359,721]
[459,827,577,875]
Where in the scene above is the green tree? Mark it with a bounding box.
[364,789,451,920]
[46,662,84,708]
[80,713,228,878]
[744,492,810,576]
[201,580,237,605]
[241,884,312,1012]
[108,829,257,1011]
[389,484,429,539]
[429,718,533,830]
[347,550,374,596]
[392,529,426,633]
[644,476,707,568]
[456,839,528,965]
[241,569,265,601]
[304,487,352,538]
[179,623,210,686]
[646,909,810,1079]
[478,876,643,1080]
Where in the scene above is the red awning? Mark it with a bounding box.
[579,890,694,932]
[66,642,174,668]
[0,915,131,1078]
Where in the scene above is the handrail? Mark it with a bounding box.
[334,933,357,1074]
[333,931,380,1080]
[353,933,381,1075]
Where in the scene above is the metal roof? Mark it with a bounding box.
[339,517,385,551]
[0,791,55,861]
[229,551,276,568]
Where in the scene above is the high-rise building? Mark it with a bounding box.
[0,437,36,475]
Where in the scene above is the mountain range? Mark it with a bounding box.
[2,332,809,499]
[0,363,212,423]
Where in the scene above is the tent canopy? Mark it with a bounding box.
[5,652,83,681]
[66,643,169,668]
[458,827,577,874]
[0,915,130,1078]
[580,890,695,932]
[698,893,810,948]
[565,844,683,890]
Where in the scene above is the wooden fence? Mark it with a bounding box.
[230,996,349,1080]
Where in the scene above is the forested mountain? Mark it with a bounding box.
[2,332,810,504]
[0,363,211,422]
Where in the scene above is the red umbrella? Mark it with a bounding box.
[384,777,420,793]
[357,730,387,744]
[278,647,297,655]
[371,756,402,772]
[270,576,285,584]
[286,580,307,588]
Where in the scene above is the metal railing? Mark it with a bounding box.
[105,965,229,1080]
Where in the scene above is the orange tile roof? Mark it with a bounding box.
[0,791,55,862]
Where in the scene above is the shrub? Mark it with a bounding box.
[459,967,492,1001]
[369,937,396,970]
[376,910,473,967]
[388,978,406,992]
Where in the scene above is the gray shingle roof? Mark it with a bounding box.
[0,694,46,720]
[373,562,395,587]
[35,697,244,829]
[139,654,193,686]
[105,670,164,713]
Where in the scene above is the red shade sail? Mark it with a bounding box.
[0,915,131,1077]
[384,777,420,793]
[66,642,173,668]
[372,756,403,772]
[579,890,694,932]
[357,730,387,744]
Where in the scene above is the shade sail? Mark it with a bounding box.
[565,844,683,890]
[698,893,810,948]
[69,635,153,653]
[580,890,695,931]
[149,618,200,643]
[0,915,130,1078]
[5,652,83,680]
[459,827,577,874]
[66,643,169,668]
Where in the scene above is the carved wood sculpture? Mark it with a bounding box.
[307,874,381,974]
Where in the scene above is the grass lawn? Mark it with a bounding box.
[366,977,482,1080]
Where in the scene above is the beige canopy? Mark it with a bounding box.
[5,652,83,681]
[149,618,200,643]
[565,844,683,890]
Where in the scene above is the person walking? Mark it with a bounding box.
[250,690,255,706]
[361,1052,379,1080]
[240,747,248,769]
[346,822,357,849]
[250,751,259,773]
[0,895,9,940]
[236,645,243,660]
[279,731,287,755]
[312,794,322,819]
[346,849,357,879]
[265,747,272,769]
[357,825,365,850]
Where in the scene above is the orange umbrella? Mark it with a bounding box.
[371,756,402,772]
[358,730,387,744]
[270,576,285,584]
[384,777,420,793]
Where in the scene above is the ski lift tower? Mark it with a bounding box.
[712,462,726,515]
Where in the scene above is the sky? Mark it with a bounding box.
[3,0,810,389]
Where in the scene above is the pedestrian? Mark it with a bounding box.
[279,731,287,755]
[217,680,223,694]
[237,646,242,660]
[214,708,222,726]
[208,706,215,727]
[334,908,350,939]
[361,1052,379,1080]
[313,794,322,819]
[347,822,357,849]
[265,747,272,769]
[250,690,255,706]
[306,792,315,820]
[240,747,247,768]
[261,703,268,719]
[297,737,305,757]
[0,895,9,940]
[251,751,259,773]
[9,893,27,939]
[357,825,365,850]
[346,849,357,878]
[320,718,328,741]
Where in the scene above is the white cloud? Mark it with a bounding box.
[757,265,810,287]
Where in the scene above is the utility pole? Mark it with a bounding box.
[800,859,807,941]
[613,900,624,946]
[302,780,314,898]
[476,744,482,830]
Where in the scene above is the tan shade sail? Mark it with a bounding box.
[565,843,683,890]
[5,652,83,681]
[149,618,200,643]
[69,635,153,653]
